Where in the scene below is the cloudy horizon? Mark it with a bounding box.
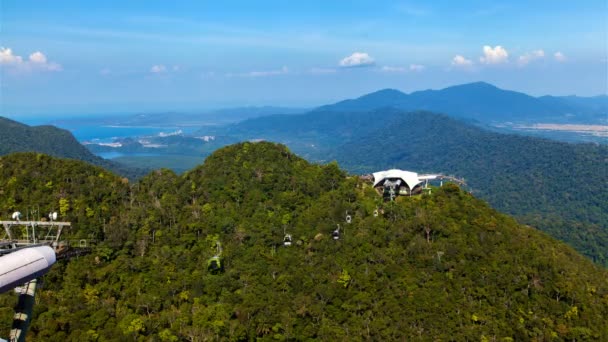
[1,0,606,116]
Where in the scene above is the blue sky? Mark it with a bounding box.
[1,0,606,116]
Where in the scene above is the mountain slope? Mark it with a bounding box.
[406,82,559,121]
[331,111,608,265]
[199,109,608,265]
[317,88,411,112]
[0,116,146,179]
[0,152,132,241]
[538,95,608,122]
[1,143,606,340]
[0,117,101,161]
[317,82,606,123]
[202,108,407,159]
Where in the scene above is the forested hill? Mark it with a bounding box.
[0,117,97,160]
[208,108,404,158]
[331,111,608,265]
[1,143,607,340]
[316,82,606,123]
[201,109,608,265]
[0,116,146,179]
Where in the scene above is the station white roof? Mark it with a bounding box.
[372,169,423,190]
[372,169,440,190]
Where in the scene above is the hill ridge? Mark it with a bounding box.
[0,116,147,179]
[1,143,606,340]
[317,82,606,122]
[198,110,608,266]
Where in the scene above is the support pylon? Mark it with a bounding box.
[10,279,38,342]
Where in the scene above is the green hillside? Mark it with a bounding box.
[202,110,608,266]
[331,112,608,266]
[0,117,147,179]
[0,152,131,242]
[0,117,96,159]
[1,143,606,340]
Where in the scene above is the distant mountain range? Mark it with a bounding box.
[47,106,308,128]
[2,82,607,265]
[330,111,608,264]
[44,82,607,131]
[0,117,146,179]
[317,82,607,123]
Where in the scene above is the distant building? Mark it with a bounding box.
[372,169,438,200]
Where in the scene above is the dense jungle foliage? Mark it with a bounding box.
[4,111,606,268]
[213,109,608,266]
[0,143,607,341]
[330,112,608,267]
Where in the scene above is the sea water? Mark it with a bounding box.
[69,125,179,142]
[18,115,202,160]
[19,115,197,143]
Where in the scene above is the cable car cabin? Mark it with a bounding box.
[283,234,292,246]
[207,255,223,273]
[332,229,340,240]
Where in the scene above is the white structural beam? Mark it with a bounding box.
[0,246,56,294]
[0,221,71,227]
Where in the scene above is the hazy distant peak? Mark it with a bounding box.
[463,81,497,88]
[441,81,501,92]
[360,88,407,98]
[0,116,29,128]
[350,88,409,104]
[315,81,606,122]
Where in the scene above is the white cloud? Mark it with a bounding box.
[0,47,23,64]
[479,45,509,64]
[518,49,545,66]
[554,51,567,62]
[339,52,375,67]
[150,64,167,73]
[0,47,61,71]
[409,64,425,72]
[451,55,473,67]
[29,51,47,64]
